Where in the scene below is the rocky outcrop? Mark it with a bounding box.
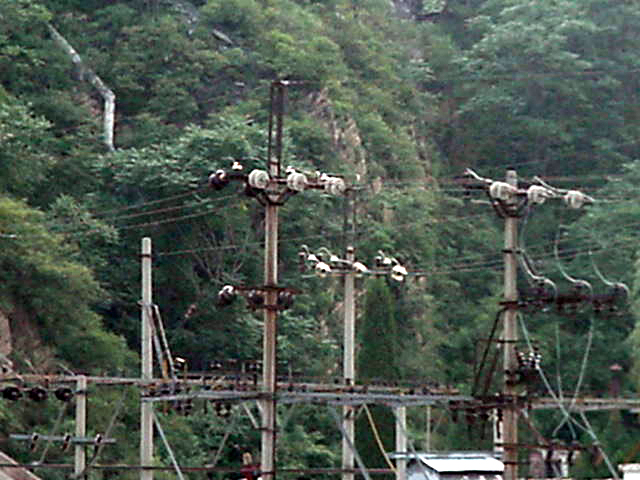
[307,89,367,181]
[2,307,56,375]
[0,311,11,359]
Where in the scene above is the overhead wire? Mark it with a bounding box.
[519,315,591,438]
[147,197,640,261]
[520,314,621,480]
[156,214,636,271]
[7,173,640,279]
[552,316,594,438]
[44,193,243,237]
[44,217,635,285]
[363,404,396,473]
[89,188,207,219]
[426,212,640,276]
[553,323,570,436]
[438,65,640,82]
[577,411,620,480]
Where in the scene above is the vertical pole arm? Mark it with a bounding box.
[74,375,87,478]
[503,170,519,480]
[342,246,356,480]
[141,237,154,480]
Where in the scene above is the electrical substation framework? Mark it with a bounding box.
[3,89,637,480]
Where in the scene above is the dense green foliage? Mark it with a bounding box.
[2,0,640,477]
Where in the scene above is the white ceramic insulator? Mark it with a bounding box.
[564,190,585,209]
[248,169,269,189]
[489,181,517,201]
[286,172,307,192]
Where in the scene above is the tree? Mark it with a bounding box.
[0,90,55,198]
[0,196,134,374]
[431,0,640,178]
[356,277,398,472]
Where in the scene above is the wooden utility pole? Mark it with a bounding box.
[503,169,519,480]
[342,246,356,480]
[141,237,154,480]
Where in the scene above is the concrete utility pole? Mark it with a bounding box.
[299,245,409,479]
[502,169,519,480]
[395,406,407,480]
[343,246,356,480]
[141,237,154,480]
[75,375,87,478]
[261,82,285,480]
[425,405,431,452]
[209,81,346,480]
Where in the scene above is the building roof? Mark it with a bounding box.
[393,452,504,474]
[620,464,640,473]
[0,450,42,480]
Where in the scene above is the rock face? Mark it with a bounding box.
[0,307,56,374]
[307,89,367,181]
[0,311,13,375]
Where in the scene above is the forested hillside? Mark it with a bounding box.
[2,0,640,478]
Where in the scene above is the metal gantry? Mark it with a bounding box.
[5,370,640,476]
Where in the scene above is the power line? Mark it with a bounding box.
[156,208,640,269]
[90,188,206,218]
[44,193,243,237]
[437,65,640,83]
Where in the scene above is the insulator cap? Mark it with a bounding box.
[324,177,346,196]
[564,190,585,209]
[286,172,307,192]
[208,170,229,190]
[527,185,551,204]
[54,387,74,402]
[246,290,265,307]
[489,181,517,201]
[352,261,369,274]
[391,264,408,282]
[247,169,269,190]
[217,285,237,307]
[314,261,331,277]
[27,386,48,402]
[1,386,22,401]
[277,291,294,309]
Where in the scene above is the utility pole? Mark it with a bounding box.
[211,81,348,480]
[502,169,519,480]
[425,405,431,452]
[75,375,87,478]
[343,246,356,480]
[395,406,407,480]
[299,246,410,478]
[261,81,282,480]
[141,237,154,480]
[463,167,602,479]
